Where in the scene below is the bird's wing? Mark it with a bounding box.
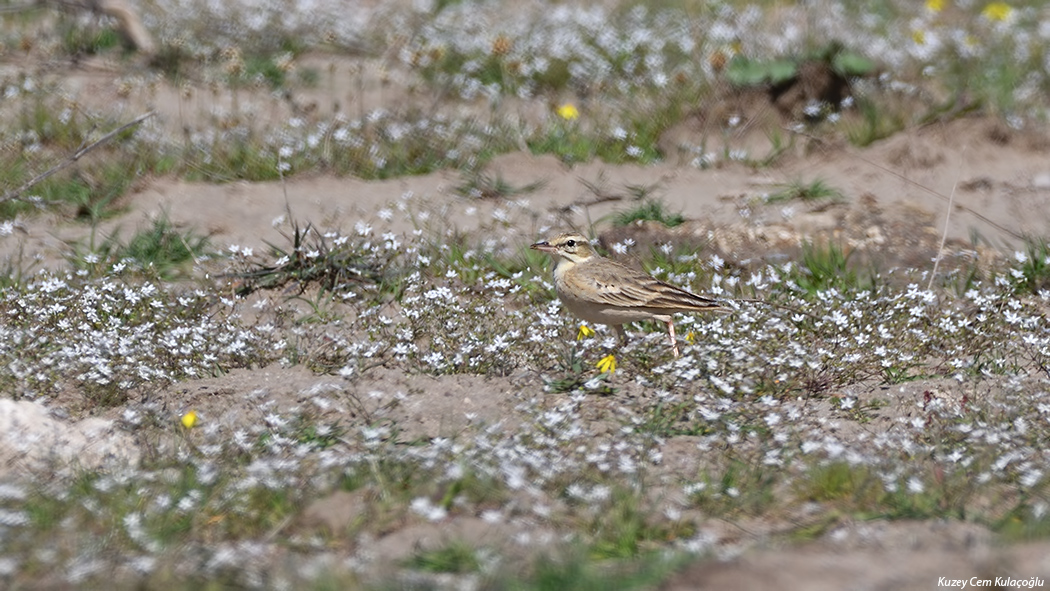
[566,259,725,312]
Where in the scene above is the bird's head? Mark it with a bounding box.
[530,233,595,264]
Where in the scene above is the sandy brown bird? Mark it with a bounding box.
[531,232,726,357]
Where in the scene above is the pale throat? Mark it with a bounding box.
[552,252,588,281]
[552,256,571,282]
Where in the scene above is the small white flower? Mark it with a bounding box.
[410,497,447,521]
[906,477,924,494]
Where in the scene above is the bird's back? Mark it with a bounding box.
[559,255,724,313]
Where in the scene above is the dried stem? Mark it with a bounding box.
[0,110,155,207]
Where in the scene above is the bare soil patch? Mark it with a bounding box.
[4,44,1050,588]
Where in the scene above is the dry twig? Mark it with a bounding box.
[0,110,155,207]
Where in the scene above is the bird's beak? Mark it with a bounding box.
[530,241,556,253]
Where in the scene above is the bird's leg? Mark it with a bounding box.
[614,324,628,346]
[666,320,679,358]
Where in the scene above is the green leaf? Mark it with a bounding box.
[725,57,769,86]
[767,59,799,84]
[726,56,799,86]
[832,52,875,76]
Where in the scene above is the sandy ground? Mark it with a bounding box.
[7,47,1050,269]
[131,366,1050,588]
[3,48,1050,588]
[8,116,1050,277]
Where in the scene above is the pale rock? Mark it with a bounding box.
[0,400,139,478]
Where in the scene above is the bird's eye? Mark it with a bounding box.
[566,240,576,247]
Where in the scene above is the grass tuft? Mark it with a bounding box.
[1010,238,1050,295]
[766,178,845,204]
[613,199,685,228]
[227,219,393,299]
[789,241,873,296]
[453,170,547,200]
[407,541,481,574]
[71,215,211,280]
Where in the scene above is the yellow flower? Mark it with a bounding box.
[577,324,595,340]
[181,410,198,429]
[685,331,696,345]
[925,0,945,12]
[982,1,1012,21]
[596,354,616,374]
[556,103,580,121]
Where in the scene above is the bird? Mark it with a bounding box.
[530,232,726,357]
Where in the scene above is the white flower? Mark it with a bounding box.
[410,497,447,521]
[906,477,924,494]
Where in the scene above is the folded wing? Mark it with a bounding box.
[569,262,725,312]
